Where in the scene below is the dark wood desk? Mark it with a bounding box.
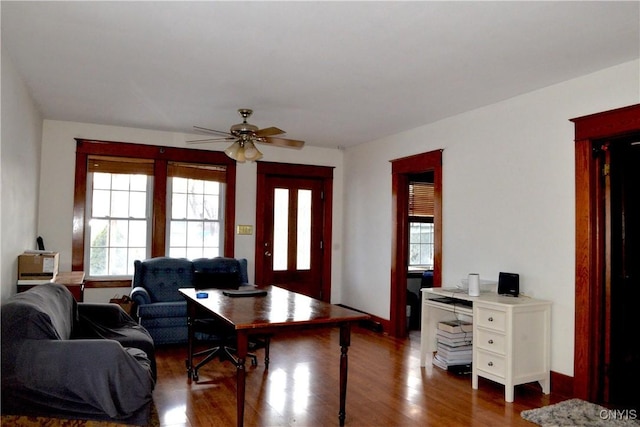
[180,285,370,427]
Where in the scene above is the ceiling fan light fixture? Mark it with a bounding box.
[224,141,245,163]
[236,146,246,163]
[243,141,263,161]
[190,108,305,163]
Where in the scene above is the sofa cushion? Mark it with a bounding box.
[140,317,188,330]
[74,303,157,380]
[137,301,187,319]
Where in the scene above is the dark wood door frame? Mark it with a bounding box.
[254,162,334,302]
[390,150,443,338]
[571,103,640,400]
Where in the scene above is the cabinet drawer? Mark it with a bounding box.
[476,307,506,331]
[476,328,506,355]
[476,350,506,378]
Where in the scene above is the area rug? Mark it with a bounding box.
[521,398,640,426]
[0,401,160,427]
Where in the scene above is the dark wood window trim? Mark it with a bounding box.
[571,103,640,400]
[390,150,443,337]
[73,139,237,281]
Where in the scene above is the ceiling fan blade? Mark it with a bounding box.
[259,136,305,149]
[193,125,233,137]
[255,126,285,137]
[186,137,235,144]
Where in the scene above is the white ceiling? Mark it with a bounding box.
[2,1,639,149]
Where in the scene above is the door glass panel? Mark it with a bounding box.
[273,188,289,271]
[297,189,311,270]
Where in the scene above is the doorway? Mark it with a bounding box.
[600,135,640,408]
[390,150,442,338]
[572,103,640,404]
[254,162,333,301]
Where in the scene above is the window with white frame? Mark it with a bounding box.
[167,162,226,259]
[83,153,229,278]
[87,157,153,276]
[409,220,434,270]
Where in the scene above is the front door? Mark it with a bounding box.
[255,163,333,301]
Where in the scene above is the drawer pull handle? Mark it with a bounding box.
[488,317,494,322]
[488,339,494,344]
[488,361,494,367]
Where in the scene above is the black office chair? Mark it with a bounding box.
[188,258,270,381]
[190,315,271,381]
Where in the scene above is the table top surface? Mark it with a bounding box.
[53,271,85,285]
[423,287,551,306]
[179,285,370,330]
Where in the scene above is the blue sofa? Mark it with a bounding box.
[130,256,248,345]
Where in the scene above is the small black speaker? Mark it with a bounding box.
[498,272,519,297]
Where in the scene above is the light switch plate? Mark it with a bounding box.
[236,225,253,235]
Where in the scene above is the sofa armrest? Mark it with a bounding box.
[6,339,154,419]
[130,286,151,306]
[78,303,132,327]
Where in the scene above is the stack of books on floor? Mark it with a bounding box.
[433,320,473,373]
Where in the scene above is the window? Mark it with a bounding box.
[88,171,150,276]
[73,140,236,283]
[167,162,227,259]
[408,179,434,270]
[409,220,434,270]
[271,187,312,272]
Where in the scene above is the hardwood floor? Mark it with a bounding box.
[154,327,567,426]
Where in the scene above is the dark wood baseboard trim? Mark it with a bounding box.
[522,371,574,398]
[338,304,576,399]
[551,371,574,398]
[336,304,389,333]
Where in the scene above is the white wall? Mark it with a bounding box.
[37,120,344,302]
[1,51,43,302]
[27,58,640,376]
[342,60,639,376]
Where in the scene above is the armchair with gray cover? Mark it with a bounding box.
[1,283,155,425]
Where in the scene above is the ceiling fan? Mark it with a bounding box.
[187,109,305,162]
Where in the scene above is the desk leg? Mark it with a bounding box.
[235,331,248,427]
[339,323,351,427]
[421,300,437,368]
[186,301,195,381]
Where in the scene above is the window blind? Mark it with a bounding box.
[409,181,434,217]
[88,155,154,175]
[168,162,227,183]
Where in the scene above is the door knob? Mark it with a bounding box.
[265,251,272,257]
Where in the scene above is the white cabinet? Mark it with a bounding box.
[420,288,551,402]
[472,299,551,402]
